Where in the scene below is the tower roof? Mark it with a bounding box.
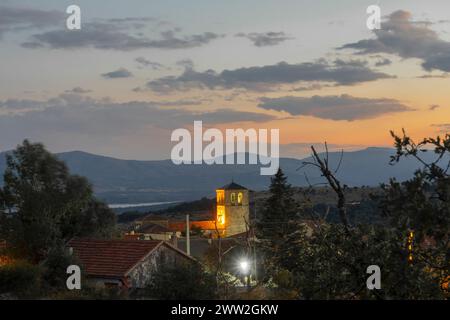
[219,181,248,190]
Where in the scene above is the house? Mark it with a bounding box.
[177,232,250,260]
[67,238,195,289]
[125,223,178,241]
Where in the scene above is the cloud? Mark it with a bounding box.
[0,5,63,38]
[102,68,133,79]
[0,94,278,158]
[431,123,450,133]
[137,98,206,107]
[105,16,158,27]
[135,57,164,70]
[339,10,450,72]
[375,58,392,67]
[176,59,195,69]
[235,31,293,47]
[193,108,274,123]
[429,104,440,111]
[0,98,47,111]
[290,83,332,92]
[22,20,222,50]
[257,94,413,121]
[417,73,449,79]
[0,94,276,135]
[132,87,144,93]
[65,87,92,94]
[147,59,393,93]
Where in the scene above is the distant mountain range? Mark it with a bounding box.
[0,147,446,204]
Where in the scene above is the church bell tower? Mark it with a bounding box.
[216,182,249,237]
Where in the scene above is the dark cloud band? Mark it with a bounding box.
[102,68,133,79]
[257,94,413,121]
[235,31,293,47]
[147,59,393,93]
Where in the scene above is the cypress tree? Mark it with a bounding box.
[258,168,299,273]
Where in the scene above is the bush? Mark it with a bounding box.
[42,245,80,291]
[49,287,128,300]
[0,261,41,298]
[144,262,216,300]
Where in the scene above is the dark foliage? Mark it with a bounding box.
[145,262,216,300]
[0,140,116,263]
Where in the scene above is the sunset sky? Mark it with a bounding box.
[1,0,450,159]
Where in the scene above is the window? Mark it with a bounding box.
[230,193,236,204]
[217,205,225,226]
[216,190,224,205]
[238,192,243,205]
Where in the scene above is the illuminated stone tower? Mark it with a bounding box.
[216,182,249,237]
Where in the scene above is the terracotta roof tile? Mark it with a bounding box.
[219,181,248,190]
[168,220,223,231]
[68,238,162,278]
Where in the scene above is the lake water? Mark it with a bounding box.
[108,201,179,209]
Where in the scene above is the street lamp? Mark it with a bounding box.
[238,258,251,289]
[239,259,249,274]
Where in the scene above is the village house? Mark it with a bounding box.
[125,222,179,242]
[68,238,195,289]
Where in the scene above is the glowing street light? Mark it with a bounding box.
[238,258,251,289]
[239,259,250,274]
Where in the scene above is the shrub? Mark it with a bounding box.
[0,260,41,298]
[144,262,216,300]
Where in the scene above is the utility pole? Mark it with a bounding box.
[252,198,258,283]
[186,214,191,256]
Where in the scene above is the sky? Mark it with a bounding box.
[0,0,450,159]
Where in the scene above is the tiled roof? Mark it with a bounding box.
[123,233,141,240]
[219,182,248,190]
[168,220,224,231]
[138,223,172,234]
[68,238,163,278]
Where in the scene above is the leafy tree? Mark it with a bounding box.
[278,133,448,299]
[377,130,450,294]
[0,140,116,263]
[291,223,441,299]
[41,244,80,290]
